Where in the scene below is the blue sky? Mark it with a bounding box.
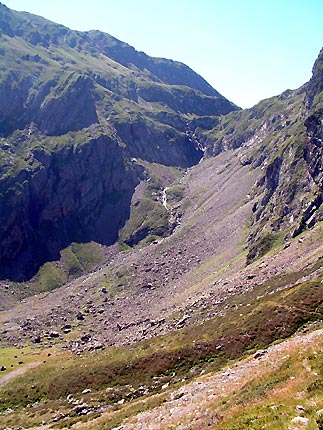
[4,0,323,108]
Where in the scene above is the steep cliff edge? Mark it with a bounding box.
[0,132,141,280]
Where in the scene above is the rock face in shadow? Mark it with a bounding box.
[113,117,204,167]
[304,108,323,185]
[0,135,140,280]
[36,75,98,136]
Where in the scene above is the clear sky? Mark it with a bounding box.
[4,0,323,108]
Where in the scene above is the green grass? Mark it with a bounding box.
[166,183,185,205]
[119,196,169,246]
[36,262,67,292]
[70,242,103,272]
[60,242,103,278]
[214,341,323,430]
[0,346,40,373]
[247,230,286,263]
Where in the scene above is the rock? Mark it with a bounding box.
[291,416,309,426]
[162,382,170,390]
[82,388,91,394]
[258,262,268,268]
[296,405,305,412]
[88,342,104,351]
[142,283,155,290]
[253,349,267,359]
[74,403,89,415]
[176,314,190,328]
[77,312,85,321]
[81,334,91,343]
[106,387,115,394]
[33,335,41,343]
[52,414,67,422]
[49,331,60,338]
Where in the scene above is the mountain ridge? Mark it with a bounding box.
[0,2,230,99]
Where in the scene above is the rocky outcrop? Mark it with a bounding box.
[114,117,203,167]
[0,135,141,280]
[204,48,323,262]
[137,84,235,117]
[306,47,323,107]
[36,74,98,135]
[0,72,32,135]
[290,108,323,236]
[0,72,98,137]
[304,108,323,185]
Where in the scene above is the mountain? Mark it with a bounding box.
[0,2,238,280]
[207,47,323,262]
[1,3,323,429]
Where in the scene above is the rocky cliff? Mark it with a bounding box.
[0,133,142,280]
